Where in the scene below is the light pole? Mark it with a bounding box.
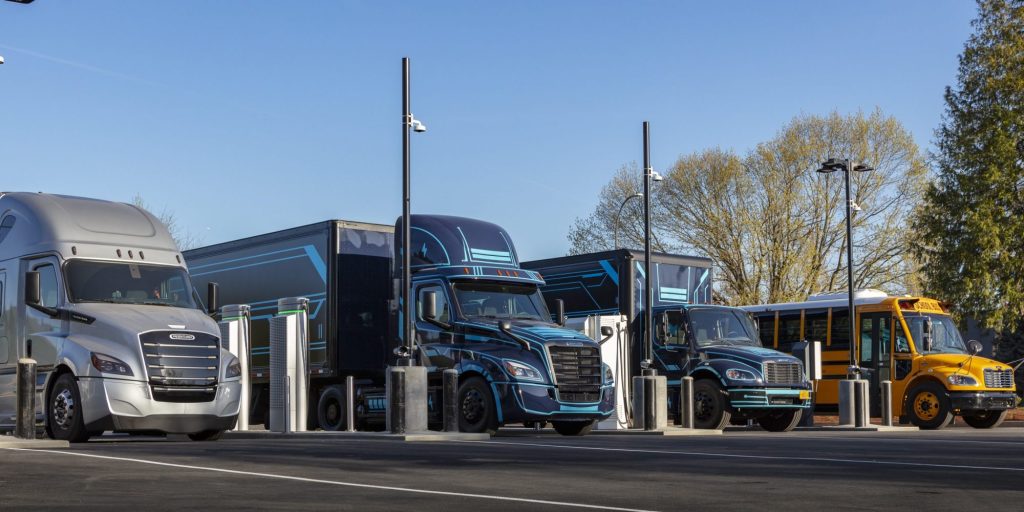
[642,122,655,377]
[399,56,426,367]
[613,193,643,250]
[816,158,874,378]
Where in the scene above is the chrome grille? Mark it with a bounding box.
[984,368,1014,389]
[763,361,803,385]
[549,345,602,403]
[140,331,220,403]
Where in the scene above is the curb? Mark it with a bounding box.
[223,430,491,442]
[0,437,70,449]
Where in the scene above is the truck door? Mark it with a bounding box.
[859,312,891,416]
[20,258,66,368]
[415,283,455,369]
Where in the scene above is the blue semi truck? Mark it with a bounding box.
[184,215,614,435]
[523,250,811,432]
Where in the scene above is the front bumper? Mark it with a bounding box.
[728,388,812,410]
[949,391,1017,412]
[493,382,615,424]
[78,377,241,434]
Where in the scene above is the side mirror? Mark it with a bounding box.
[921,317,933,352]
[968,340,983,355]
[24,271,41,307]
[422,290,438,320]
[206,282,219,315]
[600,326,614,337]
[555,299,566,326]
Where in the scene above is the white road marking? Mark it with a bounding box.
[459,440,1024,472]
[2,448,655,512]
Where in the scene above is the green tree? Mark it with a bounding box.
[914,0,1024,332]
[568,110,928,305]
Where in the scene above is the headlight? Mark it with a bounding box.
[503,360,544,382]
[225,357,242,379]
[725,368,757,381]
[603,363,614,385]
[947,374,978,386]
[90,352,133,376]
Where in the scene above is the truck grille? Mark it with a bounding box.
[984,368,1014,389]
[139,331,220,403]
[763,361,803,385]
[549,345,602,403]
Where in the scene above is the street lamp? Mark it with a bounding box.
[642,122,656,377]
[613,193,643,250]
[816,158,874,378]
[399,56,427,367]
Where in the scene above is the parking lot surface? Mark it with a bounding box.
[2,428,1023,511]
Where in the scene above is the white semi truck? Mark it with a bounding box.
[0,192,241,442]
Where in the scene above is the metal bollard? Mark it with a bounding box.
[680,377,695,429]
[854,380,868,428]
[881,380,893,427]
[388,368,406,434]
[443,369,459,432]
[345,375,356,432]
[16,358,37,440]
[643,376,657,431]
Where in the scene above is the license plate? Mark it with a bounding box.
[799,390,810,400]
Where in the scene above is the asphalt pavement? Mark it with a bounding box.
[2,428,1023,511]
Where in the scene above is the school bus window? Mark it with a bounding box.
[757,316,775,347]
[805,309,828,344]
[777,312,801,353]
[830,308,851,350]
[895,322,911,353]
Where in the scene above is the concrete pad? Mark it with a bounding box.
[223,430,490,442]
[0,436,70,449]
[796,425,919,432]
[591,427,723,436]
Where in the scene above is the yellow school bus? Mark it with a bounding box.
[740,290,1017,429]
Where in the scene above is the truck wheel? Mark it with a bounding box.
[905,381,954,429]
[457,377,498,434]
[962,410,1008,429]
[693,379,731,430]
[552,420,594,436]
[757,409,802,432]
[317,385,348,431]
[48,374,92,443]
[188,430,224,441]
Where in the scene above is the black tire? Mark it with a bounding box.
[552,420,594,436]
[47,374,92,443]
[693,379,731,430]
[905,381,954,430]
[962,409,1008,429]
[317,385,348,431]
[757,409,802,432]
[188,430,224,441]
[457,377,498,434]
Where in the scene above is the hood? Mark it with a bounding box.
[69,303,219,338]
[702,345,801,367]
[919,353,1009,372]
[461,318,598,349]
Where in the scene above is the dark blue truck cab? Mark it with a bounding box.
[523,250,810,431]
[185,215,613,435]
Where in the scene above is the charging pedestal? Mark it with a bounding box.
[219,304,251,431]
[269,298,308,433]
[793,341,822,427]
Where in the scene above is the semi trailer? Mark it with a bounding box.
[0,192,241,442]
[184,215,615,435]
[523,250,811,431]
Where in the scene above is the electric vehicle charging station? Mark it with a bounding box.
[569,315,632,430]
[794,341,822,427]
[269,298,309,433]
[220,304,252,431]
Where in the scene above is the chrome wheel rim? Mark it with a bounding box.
[53,388,75,430]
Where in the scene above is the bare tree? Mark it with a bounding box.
[130,193,201,250]
[567,110,928,305]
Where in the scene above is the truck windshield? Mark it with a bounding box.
[688,307,760,348]
[453,282,551,322]
[904,314,968,354]
[65,260,199,309]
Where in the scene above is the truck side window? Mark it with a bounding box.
[417,285,449,324]
[35,264,59,308]
[661,311,687,346]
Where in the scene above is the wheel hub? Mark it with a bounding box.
[914,391,939,420]
[52,388,75,430]
[694,391,714,421]
[462,389,485,423]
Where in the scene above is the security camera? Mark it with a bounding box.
[0,56,5,65]
[412,119,427,133]
[651,170,664,182]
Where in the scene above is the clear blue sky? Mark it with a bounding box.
[0,1,977,259]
